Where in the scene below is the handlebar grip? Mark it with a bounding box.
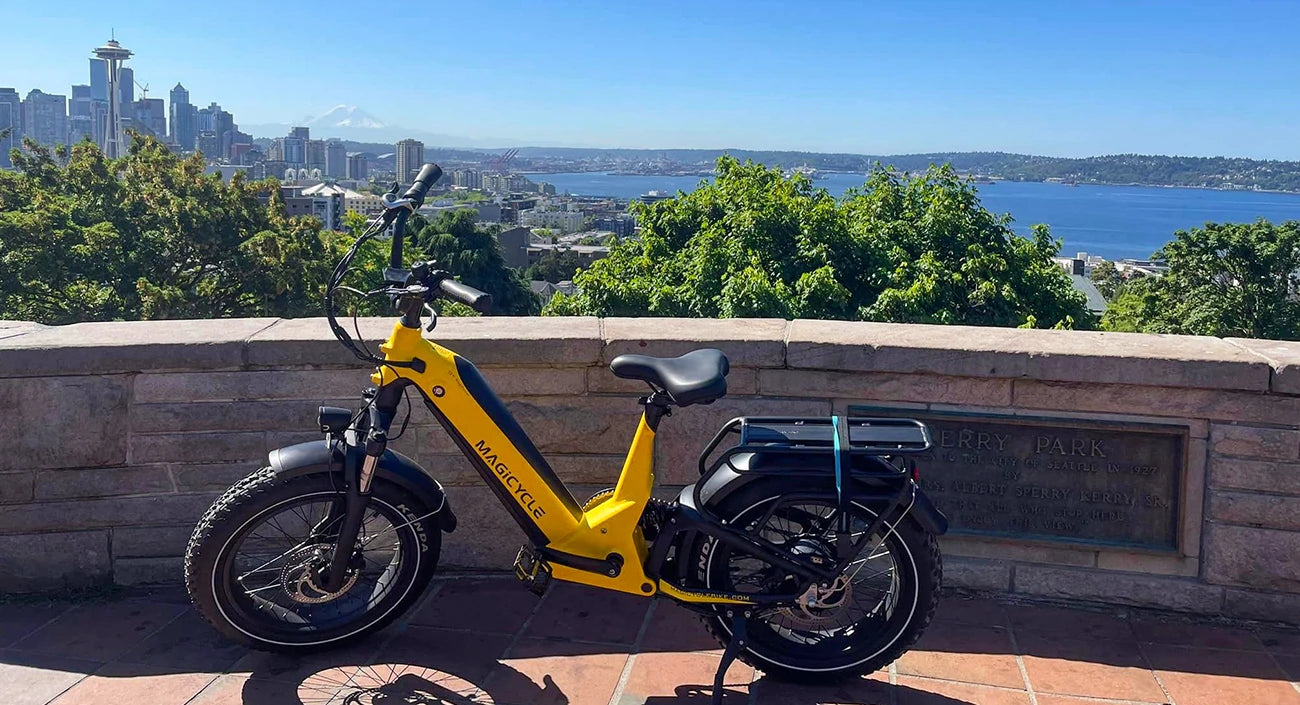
[438,278,493,314]
[401,163,443,207]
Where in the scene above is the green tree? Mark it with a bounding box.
[1100,220,1300,339]
[524,248,583,283]
[408,209,539,315]
[545,156,1089,328]
[0,134,339,324]
[1090,260,1125,301]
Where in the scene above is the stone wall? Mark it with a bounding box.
[1,317,1297,623]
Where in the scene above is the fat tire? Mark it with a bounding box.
[184,468,441,653]
[683,479,942,682]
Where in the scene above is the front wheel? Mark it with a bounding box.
[683,481,941,682]
[185,468,441,651]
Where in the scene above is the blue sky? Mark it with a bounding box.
[4,0,1299,158]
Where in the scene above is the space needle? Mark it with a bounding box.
[92,37,132,159]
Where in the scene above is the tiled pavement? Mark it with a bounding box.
[2,576,1299,705]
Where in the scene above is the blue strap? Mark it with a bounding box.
[831,415,843,496]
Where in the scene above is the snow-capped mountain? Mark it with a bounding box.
[303,105,386,130]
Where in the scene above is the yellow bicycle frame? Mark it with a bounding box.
[370,321,670,597]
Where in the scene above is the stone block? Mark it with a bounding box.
[759,368,1013,407]
[131,431,268,464]
[1205,523,1300,591]
[1095,552,1199,577]
[939,536,1097,568]
[0,493,219,533]
[0,375,128,469]
[0,320,43,341]
[113,525,194,558]
[133,399,333,433]
[601,318,788,368]
[114,556,183,585]
[1209,457,1300,496]
[0,471,34,504]
[244,316,603,368]
[1223,587,1300,624]
[942,557,1011,592]
[655,397,831,484]
[587,365,759,397]
[1014,565,1224,613]
[34,466,174,500]
[786,319,1269,391]
[1014,380,1300,425]
[499,396,641,454]
[0,318,279,376]
[0,531,111,592]
[134,369,367,403]
[476,366,588,396]
[1210,424,1300,461]
[1209,490,1300,531]
[438,485,532,569]
[1226,337,1300,395]
[170,462,261,492]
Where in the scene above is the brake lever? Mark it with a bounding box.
[423,303,438,332]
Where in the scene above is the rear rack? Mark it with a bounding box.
[697,416,932,477]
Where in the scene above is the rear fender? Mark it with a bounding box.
[267,440,457,532]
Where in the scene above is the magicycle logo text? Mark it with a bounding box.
[474,440,546,519]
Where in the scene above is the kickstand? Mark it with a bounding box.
[711,610,749,705]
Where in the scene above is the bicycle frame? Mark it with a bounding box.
[370,320,662,597]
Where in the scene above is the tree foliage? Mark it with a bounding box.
[545,156,1089,328]
[0,135,347,324]
[407,209,538,315]
[524,249,583,283]
[1100,220,1300,339]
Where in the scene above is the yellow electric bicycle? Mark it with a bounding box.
[185,164,949,692]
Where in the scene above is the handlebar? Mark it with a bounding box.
[438,278,493,313]
[402,163,443,209]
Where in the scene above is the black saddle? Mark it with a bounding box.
[609,348,730,406]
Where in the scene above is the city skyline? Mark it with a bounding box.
[3,1,1300,160]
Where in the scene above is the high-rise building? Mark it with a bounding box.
[222,129,252,161]
[195,131,219,157]
[133,98,166,139]
[118,67,135,132]
[0,88,21,168]
[22,89,67,148]
[197,102,233,141]
[395,139,424,181]
[452,169,482,189]
[92,38,132,158]
[68,85,94,144]
[290,126,309,140]
[324,139,347,178]
[346,153,368,180]
[169,83,195,150]
[305,139,325,169]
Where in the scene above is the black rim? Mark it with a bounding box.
[704,498,917,671]
[214,491,419,643]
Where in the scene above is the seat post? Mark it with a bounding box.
[639,388,674,431]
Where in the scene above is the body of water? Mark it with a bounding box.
[528,172,1300,260]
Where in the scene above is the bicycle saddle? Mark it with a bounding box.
[609,348,730,406]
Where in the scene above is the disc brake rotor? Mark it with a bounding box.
[279,545,359,604]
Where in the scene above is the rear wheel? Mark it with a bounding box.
[683,480,941,681]
[185,469,441,651]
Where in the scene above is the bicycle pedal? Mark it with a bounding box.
[513,545,552,596]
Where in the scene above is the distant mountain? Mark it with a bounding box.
[244,106,541,149]
[304,105,386,129]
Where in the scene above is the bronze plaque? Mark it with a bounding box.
[851,407,1186,551]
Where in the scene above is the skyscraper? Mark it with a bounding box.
[396,139,424,182]
[169,83,195,149]
[118,67,135,131]
[133,98,166,139]
[346,153,368,180]
[92,38,132,158]
[22,89,67,148]
[0,88,21,168]
[69,85,94,144]
[324,139,347,178]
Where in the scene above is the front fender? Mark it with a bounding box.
[267,440,457,532]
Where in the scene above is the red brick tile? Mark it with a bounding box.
[49,664,216,705]
[1018,634,1165,702]
[348,664,482,703]
[410,577,541,635]
[931,596,1009,629]
[482,638,629,705]
[622,651,753,703]
[11,601,186,662]
[1130,617,1264,651]
[1260,629,1300,655]
[1035,696,1166,705]
[640,601,723,654]
[116,611,247,672]
[1007,605,1134,642]
[897,622,1023,688]
[523,583,651,645]
[0,651,100,705]
[187,673,307,705]
[895,676,1032,705]
[370,625,511,684]
[229,637,377,685]
[1141,643,1300,705]
[750,671,890,705]
[0,603,70,649]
